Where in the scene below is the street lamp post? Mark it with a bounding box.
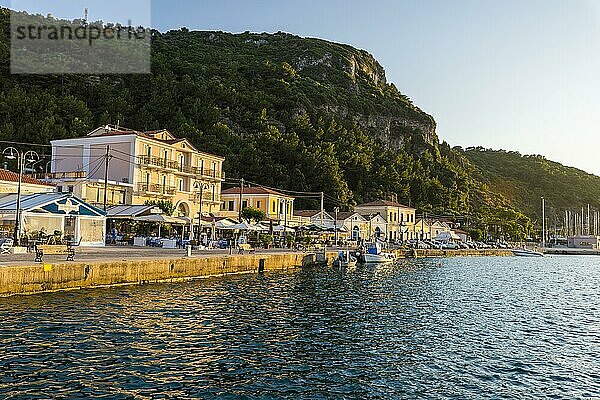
[194,181,210,245]
[2,148,40,246]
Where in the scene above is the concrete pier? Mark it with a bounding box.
[403,249,514,258]
[0,247,513,297]
[0,252,318,297]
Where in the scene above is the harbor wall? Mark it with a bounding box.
[397,249,514,258]
[0,253,321,297]
[0,249,512,297]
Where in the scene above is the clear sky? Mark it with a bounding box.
[4,0,600,174]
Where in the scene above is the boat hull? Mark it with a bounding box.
[363,253,396,264]
[512,249,544,257]
[333,259,358,268]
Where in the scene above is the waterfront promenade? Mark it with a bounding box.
[0,247,513,297]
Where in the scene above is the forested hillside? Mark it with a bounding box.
[0,8,534,240]
[464,147,600,221]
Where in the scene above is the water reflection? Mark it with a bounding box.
[1,256,599,398]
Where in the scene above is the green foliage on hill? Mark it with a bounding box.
[0,8,535,239]
[463,147,600,223]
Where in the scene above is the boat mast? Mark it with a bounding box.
[541,197,546,248]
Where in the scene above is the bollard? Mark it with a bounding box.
[186,245,192,257]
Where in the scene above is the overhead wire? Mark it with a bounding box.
[4,140,350,207]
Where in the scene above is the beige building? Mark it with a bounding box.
[414,218,452,240]
[41,125,225,219]
[355,200,416,242]
[362,213,388,241]
[568,235,600,249]
[293,210,335,228]
[220,186,295,223]
[336,212,368,241]
[0,169,55,194]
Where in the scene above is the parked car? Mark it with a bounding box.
[424,240,441,249]
[441,242,459,250]
[416,240,430,249]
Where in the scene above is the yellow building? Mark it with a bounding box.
[220,186,294,222]
[355,200,416,242]
[0,169,55,194]
[42,125,225,219]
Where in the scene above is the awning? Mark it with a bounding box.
[136,214,187,224]
[107,204,163,219]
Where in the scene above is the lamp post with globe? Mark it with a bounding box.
[2,147,40,245]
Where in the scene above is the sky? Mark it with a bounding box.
[4,0,600,174]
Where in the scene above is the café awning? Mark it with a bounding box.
[136,214,188,225]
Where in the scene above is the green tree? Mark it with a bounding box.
[241,207,266,222]
[144,200,175,216]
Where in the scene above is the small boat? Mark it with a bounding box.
[361,243,397,264]
[333,250,357,268]
[363,252,397,263]
[512,248,544,257]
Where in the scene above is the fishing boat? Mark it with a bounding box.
[362,243,397,264]
[512,248,544,257]
[332,250,357,268]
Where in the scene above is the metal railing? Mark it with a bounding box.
[136,183,176,195]
[189,192,219,202]
[138,156,225,180]
[138,155,179,170]
[198,169,225,180]
[33,171,87,180]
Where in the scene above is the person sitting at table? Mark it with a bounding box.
[39,227,48,242]
[111,227,118,245]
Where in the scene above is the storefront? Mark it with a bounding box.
[0,193,106,247]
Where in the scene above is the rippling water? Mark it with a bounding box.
[1,256,599,399]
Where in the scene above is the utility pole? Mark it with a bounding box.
[103,145,111,211]
[334,207,339,246]
[320,192,324,226]
[283,199,289,231]
[238,178,244,221]
[541,197,546,248]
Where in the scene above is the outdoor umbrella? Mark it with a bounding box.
[272,224,295,233]
[221,221,262,231]
[136,214,186,237]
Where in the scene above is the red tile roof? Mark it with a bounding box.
[221,186,292,197]
[0,169,55,187]
[356,199,414,209]
[293,209,322,217]
[336,211,362,220]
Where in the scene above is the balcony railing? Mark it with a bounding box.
[198,169,225,180]
[138,155,179,170]
[136,183,176,195]
[138,156,225,180]
[189,192,220,202]
[33,171,87,180]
